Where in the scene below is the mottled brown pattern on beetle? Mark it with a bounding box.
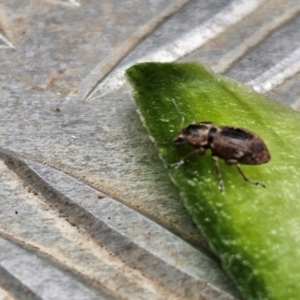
[211,127,270,165]
[172,121,271,191]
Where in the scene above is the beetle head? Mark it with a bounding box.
[173,122,215,147]
[173,132,187,146]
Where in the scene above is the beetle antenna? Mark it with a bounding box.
[236,164,266,188]
[170,98,185,128]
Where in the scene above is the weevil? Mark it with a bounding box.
[171,121,271,191]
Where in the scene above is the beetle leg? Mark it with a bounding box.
[211,156,224,192]
[170,148,205,169]
[235,164,265,188]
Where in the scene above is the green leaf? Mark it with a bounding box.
[126,62,300,300]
